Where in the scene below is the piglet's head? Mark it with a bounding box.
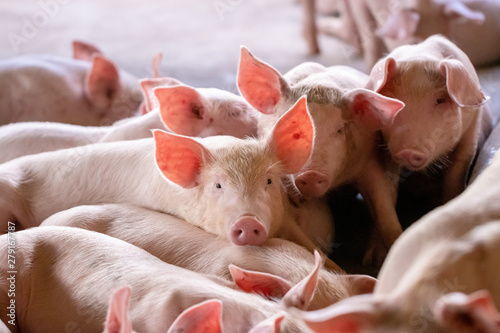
[368,54,488,171]
[153,96,313,246]
[293,88,403,198]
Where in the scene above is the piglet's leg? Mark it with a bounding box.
[444,112,487,202]
[357,156,401,265]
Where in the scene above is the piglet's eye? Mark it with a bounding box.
[437,97,446,105]
[267,179,272,185]
[215,183,222,189]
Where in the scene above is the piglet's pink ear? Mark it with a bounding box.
[376,9,420,41]
[268,96,314,175]
[85,55,120,109]
[167,300,222,333]
[296,295,377,333]
[440,59,489,108]
[282,251,322,310]
[443,2,485,24]
[343,274,377,296]
[248,313,285,333]
[366,57,396,92]
[435,290,500,333]
[229,265,292,299]
[104,287,132,333]
[140,77,182,114]
[72,40,102,61]
[237,46,289,115]
[153,130,209,188]
[343,88,404,130]
[154,85,207,136]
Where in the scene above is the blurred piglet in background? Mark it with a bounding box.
[303,0,500,69]
[0,40,142,126]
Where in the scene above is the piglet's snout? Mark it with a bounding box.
[395,149,428,170]
[230,216,267,246]
[294,171,329,198]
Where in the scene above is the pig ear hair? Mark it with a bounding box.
[85,55,120,109]
[366,57,396,92]
[139,77,183,114]
[104,286,133,333]
[376,9,420,41]
[294,294,376,333]
[282,251,322,310]
[248,313,285,333]
[154,85,208,136]
[443,2,485,24]
[153,130,209,188]
[343,88,405,130]
[440,59,490,108]
[72,40,103,61]
[150,52,163,78]
[435,290,500,333]
[237,46,290,115]
[229,264,292,300]
[167,299,223,333]
[268,96,314,175]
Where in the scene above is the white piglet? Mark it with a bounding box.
[0,40,141,126]
[367,35,491,202]
[0,97,322,255]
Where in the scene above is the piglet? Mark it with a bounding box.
[294,150,500,332]
[0,40,142,126]
[0,97,322,258]
[42,203,377,310]
[0,226,318,332]
[0,78,258,164]
[238,47,405,263]
[367,35,491,203]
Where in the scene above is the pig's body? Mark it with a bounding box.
[238,50,405,262]
[0,55,141,126]
[368,35,491,203]
[0,86,258,164]
[42,203,376,311]
[295,151,500,332]
[0,226,309,333]
[0,121,108,163]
